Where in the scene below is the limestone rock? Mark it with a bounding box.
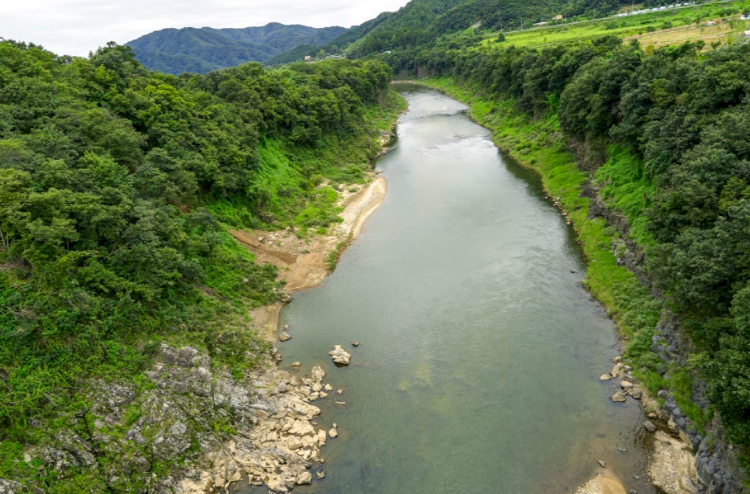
[611,391,627,403]
[329,428,338,438]
[643,421,657,433]
[598,460,607,468]
[297,472,312,485]
[600,373,612,381]
[279,332,292,342]
[329,345,351,365]
[310,366,326,383]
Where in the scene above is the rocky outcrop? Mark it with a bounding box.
[649,317,747,494]
[11,344,334,493]
[178,363,333,493]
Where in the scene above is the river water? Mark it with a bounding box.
[239,85,657,494]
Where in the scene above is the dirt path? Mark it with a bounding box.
[232,176,387,342]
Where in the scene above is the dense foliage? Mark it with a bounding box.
[307,0,634,61]
[0,39,395,446]
[127,23,348,74]
[386,17,750,447]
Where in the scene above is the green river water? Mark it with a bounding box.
[238,85,657,494]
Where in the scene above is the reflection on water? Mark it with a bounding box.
[233,85,655,494]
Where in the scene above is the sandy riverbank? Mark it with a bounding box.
[230,174,387,344]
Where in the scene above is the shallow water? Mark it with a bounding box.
[235,85,656,494]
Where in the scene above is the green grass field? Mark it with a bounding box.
[480,0,750,50]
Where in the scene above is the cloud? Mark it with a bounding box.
[0,0,409,56]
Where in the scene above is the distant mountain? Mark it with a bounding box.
[127,23,348,74]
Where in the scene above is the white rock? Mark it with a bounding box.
[310,366,326,382]
[329,428,338,438]
[279,332,292,342]
[329,345,351,365]
[324,384,333,391]
[611,391,627,403]
[297,472,312,485]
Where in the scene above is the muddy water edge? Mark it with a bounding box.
[233,84,660,494]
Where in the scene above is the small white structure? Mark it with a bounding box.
[533,21,548,27]
[304,55,312,62]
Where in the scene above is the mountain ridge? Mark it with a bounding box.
[126,22,348,74]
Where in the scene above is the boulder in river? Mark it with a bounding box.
[611,391,628,403]
[329,345,351,365]
[643,421,657,433]
[279,332,292,342]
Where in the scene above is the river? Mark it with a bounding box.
[236,85,657,494]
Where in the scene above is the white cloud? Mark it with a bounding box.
[0,0,410,56]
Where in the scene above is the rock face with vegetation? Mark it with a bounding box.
[0,39,403,492]
[5,342,335,493]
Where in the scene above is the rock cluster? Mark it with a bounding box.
[329,345,352,365]
[180,365,334,493]
[604,357,643,403]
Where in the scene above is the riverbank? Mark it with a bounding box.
[230,174,388,343]
[401,79,697,494]
[190,122,399,494]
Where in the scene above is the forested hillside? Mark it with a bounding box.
[0,40,400,490]
[299,0,634,61]
[127,23,348,74]
[384,0,750,466]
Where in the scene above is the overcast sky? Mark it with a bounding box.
[0,0,411,57]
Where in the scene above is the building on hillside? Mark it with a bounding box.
[304,56,312,62]
[553,15,563,20]
[743,30,750,39]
